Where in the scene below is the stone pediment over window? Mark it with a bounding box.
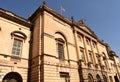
[78,25,97,39]
[77,19,97,38]
[80,26,93,35]
[55,38,65,43]
[11,31,27,39]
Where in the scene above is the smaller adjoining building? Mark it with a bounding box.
[0,1,120,82]
[0,8,31,82]
[107,47,120,82]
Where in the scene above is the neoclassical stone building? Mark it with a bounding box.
[0,1,120,82]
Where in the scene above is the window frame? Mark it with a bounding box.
[92,41,96,48]
[88,74,94,82]
[56,38,65,60]
[102,53,108,69]
[10,31,27,58]
[60,72,70,82]
[77,34,83,42]
[86,38,90,45]
[11,37,23,57]
[96,53,101,64]
[80,47,85,61]
[57,42,65,60]
[89,51,93,63]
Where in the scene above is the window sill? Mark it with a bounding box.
[11,56,21,61]
[59,59,65,62]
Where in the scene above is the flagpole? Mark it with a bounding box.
[60,6,62,15]
[60,0,66,15]
[60,6,65,15]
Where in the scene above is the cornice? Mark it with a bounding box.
[109,50,119,58]
[0,8,31,27]
[28,5,72,26]
[97,39,109,46]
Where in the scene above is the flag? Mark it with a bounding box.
[61,6,65,12]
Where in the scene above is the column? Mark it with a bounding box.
[73,30,80,60]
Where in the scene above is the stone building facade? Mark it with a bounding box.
[0,8,31,82]
[0,2,120,82]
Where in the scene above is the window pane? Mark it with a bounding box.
[93,42,96,48]
[60,77,66,82]
[12,50,15,54]
[89,53,93,63]
[58,43,64,59]
[12,39,23,56]
[80,50,84,60]
[16,51,20,55]
[13,43,17,47]
[60,72,69,82]
[86,39,90,45]
[18,44,21,47]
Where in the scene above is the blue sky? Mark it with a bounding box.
[0,0,120,57]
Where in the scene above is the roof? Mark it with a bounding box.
[109,50,119,58]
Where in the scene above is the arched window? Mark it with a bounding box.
[11,31,27,57]
[88,73,94,82]
[96,74,101,82]
[55,32,67,60]
[2,72,23,82]
[103,75,107,82]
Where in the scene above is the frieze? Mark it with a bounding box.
[44,60,78,69]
